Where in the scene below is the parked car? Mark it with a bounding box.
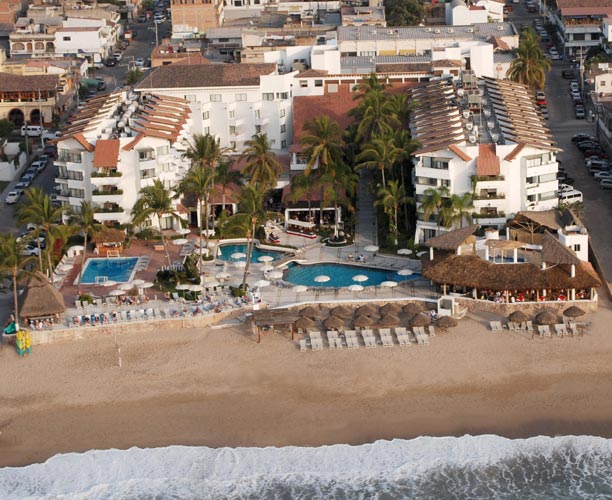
[113,51,123,61]
[135,57,145,67]
[31,160,45,173]
[5,190,21,204]
[105,58,116,67]
[571,90,582,101]
[21,174,35,187]
[21,244,39,256]
[138,14,147,22]
[576,140,600,151]
[570,80,579,92]
[586,158,609,168]
[600,179,612,189]
[593,171,612,180]
[584,149,608,159]
[572,133,596,142]
[559,183,573,194]
[557,172,575,185]
[562,69,575,79]
[38,154,50,166]
[575,105,585,119]
[43,144,57,159]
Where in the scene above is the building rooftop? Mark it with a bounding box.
[337,23,516,42]
[0,72,58,92]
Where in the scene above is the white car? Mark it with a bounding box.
[113,51,123,61]
[559,183,573,194]
[600,179,612,189]
[5,191,21,204]
[594,171,612,180]
[135,57,145,67]
[21,244,39,256]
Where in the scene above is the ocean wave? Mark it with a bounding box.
[2,435,612,499]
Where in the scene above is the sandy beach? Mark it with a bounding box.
[2,299,612,468]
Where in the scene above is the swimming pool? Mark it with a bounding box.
[488,256,526,263]
[79,257,140,284]
[283,262,421,288]
[217,243,289,262]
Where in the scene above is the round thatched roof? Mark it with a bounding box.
[437,316,458,328]
[410,314,432,327]
[355,304,377,316]
[563,306,585,318]
[323,316,344,329]
[535,311,559,325]
[330,306,353,318]
[19,271,66,319]
[353,315,374,327]
[300,306,326,319]
[508,310,529,323]
[380,303,401,315]
[295,316,315,329]
[380,313,401,326]
[402,303,424,315]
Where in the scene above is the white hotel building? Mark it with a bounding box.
[55,92,193,228]
[410,75,561,243]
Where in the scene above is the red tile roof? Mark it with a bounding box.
[504,143,525,161]
[476,143,500,176]
[449,144,472,162]
[93,139,120,168]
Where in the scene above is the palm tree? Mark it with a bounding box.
[355,92,401,143]
[447,193,474,229]
[131,180,182,267]
[376,180,413,246]
[0,233,36,330]
[215,159,242,212]
[300,115,345,223]
[16,187,64,274]
[352,72,389,101]
[355,136,399,189]
[289,172,319,221]
[239,133,282,192]
[392,130,420,230]
[419,186,450,232]
[322,165,359,237]
[177,166,215,270]
[69,201,102,295]
[507,28,551,90]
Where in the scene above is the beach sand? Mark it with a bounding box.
[2,300,612,467]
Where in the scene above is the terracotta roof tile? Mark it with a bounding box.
[449,144,472,162]
[476,143,500,175]
[504,143,525,161]
[93,139,120,168]
[0,72,58,92]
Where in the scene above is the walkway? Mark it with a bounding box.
[354,170,378,252]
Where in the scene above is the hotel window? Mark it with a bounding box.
[262,93,274,101]
[184,95,196,102]
[538,191,557,201]
[229,110,235,119]
[229,125,236,135]
[63,36,71,41]
[254,109,261,118]
[69,188,84,198]
[422,157,450,169]
[161,162,173,172]
[203,126,210,134]
[68,170,84,181]
[281,139,287,148]
[573,244,581,252]
[138,149,155,161]
[210,94,222,102]
[160,216,173,230]
[235,93,247,101]
[255,125,261,133]
[280,109,286,118]
[156,145,169,156]
[280,124,286,133]
[300,80,307,88]
[276,92,288,100]
[203,111,210,120]
[314,80,323,87]
[230,141,236,149]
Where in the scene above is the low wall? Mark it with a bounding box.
[453,297,598,316]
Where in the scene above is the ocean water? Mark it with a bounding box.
[2,435,612,499]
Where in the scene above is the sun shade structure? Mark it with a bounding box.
[355,304,378,316]
[353,315,375,327]
[330,306,353,318]
[508,310,529,323]
[436,316,458,328]
[402,303,424,315]
[535,311,559,325]
[424,225,480,251]
[19,272,66,320]
[563,306,585,318]
[323,316,344,329]
[295,316,315,330]
[300,305,326,319]
[251,309,300,342]
[380,303,401,315]
[410,314,432,327]
[380,314,401,326]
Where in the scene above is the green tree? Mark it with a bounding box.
[177,165,215,270]
[419,186,450,232]
[507,28,552,90]
[0,118,14,160]
[355,92,401,143]
[385,0,425,26]
[131,180,182,267]
[16,187,64,274]
[125,68,143,86]
[322,165,359,238]
[352,72,389,101]
[444,193,474,229]
[69,201,102,295]
[239,133,282,192]
[376,180,413,246]
[355,136,399,189]
[289,172,319,221]
[215,159,242,211]
[0,233,36,330]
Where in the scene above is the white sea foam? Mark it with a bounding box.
[2,435,612,499]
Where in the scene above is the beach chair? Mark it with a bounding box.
[395,327,407,336]
[299,339,308,351]
[335,337,344,349]
[526,321,534,334]
[554,324,565,337]
[314,338,324,351]
[367,336,377,348]
[538,325,551,337]
[507,322,516,331]
[383,334,394,347]
[379,328,391,337]
[327,331,337,349]
[428,325,436,337]
[568,323,579,336]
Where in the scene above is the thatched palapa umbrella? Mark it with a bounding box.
[380,303,401,315]
[379,313,401,326]
[353,315,374,328]
[19,271,66,322]
[436,316,458,329]
[330,305,353,318]
[323,316,344,329]
[535,311,558,325]
[295,316,315,330]
[563,306,585,318]
[508,310,529,323]
[402,303,424,315]
[410,314,432,327]
[300,305,326,319]
[355,304,377,316]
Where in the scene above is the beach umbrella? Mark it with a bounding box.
[176,284,191,290]
[535,311,558,325]
[380,313,401,326]
[140,281,154,289]
[131,279,145,287]
[101,280,117,287]
[177,227,191,235]
[205,280,220,287]
[216,272,231,280]
[352,274,368,283]
[231,252,246,259]
[353,315,374,327]
[355,304,377,316]
[108,289,126,296]
[300,306,326,319]
[258,255,274,263]
[234,261,246,268]
[292,285,308,293]
[295,316,315,330]
[172,238,189,246]
[253,279,271,288]
[410,314,432,327]
[416,251,428,257]
[402,303,424,315]
[314,275,330,283]
[323,316,344,329]
[262,264,274,272]
[563,306,586,318]
[348,284,364,293]
[437,316,458,329]
[397,248,411,255]
[268,270,284,279]
[397,269,413,276]
[119,282,135,290]
[330,305,353,318]
[188,284,203,292]
[381,281,398,289]
[508,310,529,323]
[380,303,401,315]
[364,245,379,253]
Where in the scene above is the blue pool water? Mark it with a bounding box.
[217,243,289,262]
[80,257,139,284]
[488,256,526,263]
[284,262,421,288]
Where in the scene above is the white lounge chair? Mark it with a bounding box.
[379,328,391,337]
[299,339,308,351]
[538,325,551,337]
[428,326,436,337]
[327,331,337,349]
[526,321,534,334]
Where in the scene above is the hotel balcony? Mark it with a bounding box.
[91,169,122,179]
[94,203,124,214]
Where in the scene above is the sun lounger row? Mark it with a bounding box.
[490,320,534,333]
[300,327,431,351]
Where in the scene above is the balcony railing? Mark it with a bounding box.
[91,170,122,177]
[472,211,506,219]
[94,205,124,213]
[473,175,505,182]
[474,193,505,200]
[92,188,124,195]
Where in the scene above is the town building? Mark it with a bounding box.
[54,92,193,228]
[410,75,560,243]
[0,0,25,23]
[170,0,224,39]
[445,0,504,26]
[0,71,59,126]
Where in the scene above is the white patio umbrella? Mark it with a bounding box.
[364,245,379,252]
[176,284,192,290]
[109,289,126,296]
[258,255,274,263]
[140,282,154,288]
[314,275,330,283]
[397,248,411,255]
[381,281,398,288]
[292,285,308,293]
[397,269,413,276]
[177,227,191,235]
[348,284,364,292]
[216,272,231,280]
[234,261,246,268]
[231,252,246,259]
[101,280,117,287]
[119,282,135,290]
[268,270,283,279]
[253,279,271,288]
[188,284,203,292]
[352,274,368,283]
[416,251,428,257]
[131,279,145,287]
[172,238,189,246]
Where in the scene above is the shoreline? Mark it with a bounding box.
[3,303,612,468]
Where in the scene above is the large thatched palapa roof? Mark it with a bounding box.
[541,232,581,266]
[424,225,479,251]
[422,254,600,291]
[19,272,66,319]
[92,228,126,244]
